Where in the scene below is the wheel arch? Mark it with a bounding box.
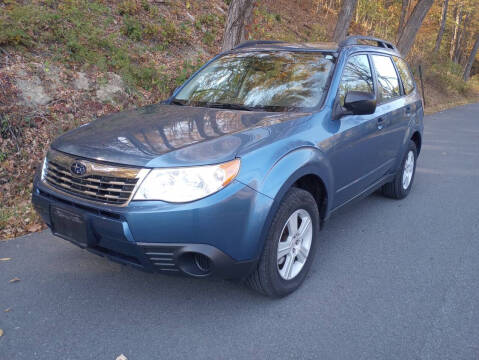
[251,147,334,259]
[411,131,422,155]
[293,174,328,220]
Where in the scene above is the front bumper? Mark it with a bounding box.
[32,175,273,279]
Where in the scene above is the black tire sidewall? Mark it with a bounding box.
[263,188,320,297]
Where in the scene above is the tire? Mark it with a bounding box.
[382,140,417,199]
[246,187,320,298]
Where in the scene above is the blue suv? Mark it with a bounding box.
[32,36,423,297]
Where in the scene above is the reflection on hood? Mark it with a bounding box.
[52,104,310,167]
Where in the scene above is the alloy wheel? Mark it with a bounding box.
[277,209,313,280]
[402,150,415,190]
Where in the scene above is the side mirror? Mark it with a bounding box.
[344,91,376,115]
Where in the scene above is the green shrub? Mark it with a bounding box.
[141,0,150,12]
[0,4,52,47]
[160,20,178,42]
[122,17,144,41]
[0,0,192,91]
[0,25,31,47]
[144,23,161,39]
[128,65,160,90]
[202,31,215,46]
[427,61,472,96]
[119,0,139,16]
[198,14,217,26]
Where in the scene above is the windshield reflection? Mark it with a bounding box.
[174,51,335,110]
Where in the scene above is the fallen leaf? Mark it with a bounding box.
[116,355,128,360]
[26,223,41,233]
[0,329,3,337]
[0,258,11,261]
[9,277,20,283]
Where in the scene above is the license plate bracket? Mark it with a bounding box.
[51,206,88,245]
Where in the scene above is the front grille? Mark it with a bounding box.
[43,149,143,206]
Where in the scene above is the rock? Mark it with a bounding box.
[74,72,90,91]
[42,64,62,91]
[15,76,52,106]
[96,73,126,103]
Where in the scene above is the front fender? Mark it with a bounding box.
[236,146,335,257]
[258,147,333,207]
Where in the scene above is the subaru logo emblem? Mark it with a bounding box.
[70,161,87,176]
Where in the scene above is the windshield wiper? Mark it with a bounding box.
[170,99,187,106]
[203,102,262,111]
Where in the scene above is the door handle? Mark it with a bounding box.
[377,117,385,130]
[405,105,412,115]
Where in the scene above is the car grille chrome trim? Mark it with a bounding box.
[43,149,149,206]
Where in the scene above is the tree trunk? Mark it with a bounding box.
[397,0,410,40]
[433,0,448,53]
[396,0,434,56]
[221,0,256,51]
[454,13,469,63]
[332,0,359,42]
[449,4,462,61]
[463,33,479,81]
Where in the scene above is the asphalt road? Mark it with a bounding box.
[1,103,479,360]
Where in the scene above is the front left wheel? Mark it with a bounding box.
[246,188,319,298]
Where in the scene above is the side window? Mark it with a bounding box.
[338,54,374,107]
[392,56,415,95]
[371,55,400,103]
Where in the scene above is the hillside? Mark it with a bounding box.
[1,0,478,239]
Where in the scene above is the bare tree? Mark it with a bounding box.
[332,0,359,42]
[458,6,477,65]
[433,0,449,53]
[454,13,470,63]
[463,33,479,81]
[396,0,434,55]
[397,0,410,39]
[449,3,463,61]
[221,0,256,51]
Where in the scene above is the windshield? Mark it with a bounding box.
[173,51,335,111]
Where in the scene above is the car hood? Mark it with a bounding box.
[52,104,311,167]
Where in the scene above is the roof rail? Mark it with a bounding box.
[232,40,286,50]
[339,35,397,51]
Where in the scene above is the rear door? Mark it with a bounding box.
[392,55,421,137]
[370,54,407,170]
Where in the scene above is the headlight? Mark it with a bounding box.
[40,157,48,181]
[133,159,240,202]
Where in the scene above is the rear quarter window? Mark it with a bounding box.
[392,56,415,95]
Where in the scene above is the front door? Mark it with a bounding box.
[326,53,389,208]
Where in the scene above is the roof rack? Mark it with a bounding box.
[339,35,397,51]
[232,40,286,50]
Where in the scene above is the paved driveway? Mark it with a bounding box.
[1,103,479,360]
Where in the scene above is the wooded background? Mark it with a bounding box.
[0,0,478,239]
[223,0,479,80]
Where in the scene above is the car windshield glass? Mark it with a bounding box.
[173,51,335,111]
